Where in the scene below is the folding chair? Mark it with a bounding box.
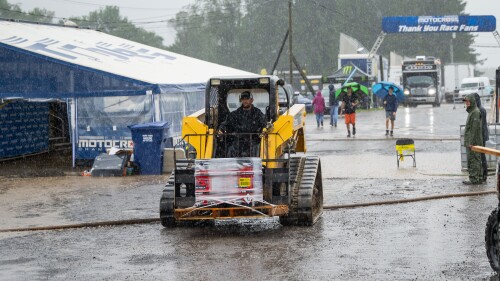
[396,138,416,168]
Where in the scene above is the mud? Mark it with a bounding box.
[0,104,499,280]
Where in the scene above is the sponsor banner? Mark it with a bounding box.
[382,15,496,33]
[76,128,133,160]
[340,59,370,74]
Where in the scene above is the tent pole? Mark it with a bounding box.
[71,98,77,168]
[343,69,358,86]
[152,93,156,122]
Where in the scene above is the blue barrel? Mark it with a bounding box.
[128,122,173,175]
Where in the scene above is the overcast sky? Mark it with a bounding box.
[11,0,500,68]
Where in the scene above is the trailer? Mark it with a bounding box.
[444,63,474,103]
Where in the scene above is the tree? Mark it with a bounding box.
[0,0,54,23]
[69,6,166,49]
[168,0,478,75]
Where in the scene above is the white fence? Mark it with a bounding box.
[460,123,500,170]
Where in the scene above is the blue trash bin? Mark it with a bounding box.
[128,121,173,175]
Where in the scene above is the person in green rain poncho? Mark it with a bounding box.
[463,94,484,185]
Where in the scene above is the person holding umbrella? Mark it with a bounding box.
[383,86,398,137]
[340,86,359,137]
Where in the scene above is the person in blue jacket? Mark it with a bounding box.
[383,86,398,137]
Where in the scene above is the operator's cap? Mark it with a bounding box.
[240,91,253,100]
[388,86,394,90]
[462,95,471,101]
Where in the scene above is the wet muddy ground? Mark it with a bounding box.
[1,103,499,280]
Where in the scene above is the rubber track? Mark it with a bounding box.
[159,162,190,227]
[159,172,175,227]
[280,156,322,225]
[299,156,322,224]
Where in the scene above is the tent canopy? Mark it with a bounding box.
[0,19,254,99]
[327,62,373,82]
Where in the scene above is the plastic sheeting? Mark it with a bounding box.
[159,91,205,134]
[76,91,204,160]
[194,158,263,205]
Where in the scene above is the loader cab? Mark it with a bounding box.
[205,76,288,131]
[204,76,290,158]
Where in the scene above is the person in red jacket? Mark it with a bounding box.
[312,90,326,128]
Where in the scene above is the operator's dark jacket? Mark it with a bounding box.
[219,105,266,156]
[464,93,483,183]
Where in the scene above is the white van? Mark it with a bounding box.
[458,77,494,100]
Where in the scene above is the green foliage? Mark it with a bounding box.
[168,0,478,75]
[70,6,166,49]
[0,0,54,23]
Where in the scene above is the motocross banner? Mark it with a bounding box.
[382,15,496,33]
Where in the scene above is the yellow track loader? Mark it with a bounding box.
[160,75,323,226]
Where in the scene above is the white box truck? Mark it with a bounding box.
[444,63,474,103]
[458,77,494,100]
[402,56,443,107]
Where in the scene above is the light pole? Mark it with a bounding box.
[451,32,457,110]
[450,32,455,64]
[496,66,499,123]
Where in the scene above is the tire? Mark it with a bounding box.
[485,208,500,272]
[160,173,176,227]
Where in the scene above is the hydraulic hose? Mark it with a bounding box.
[0,189,496,233]
[324,189,497,210]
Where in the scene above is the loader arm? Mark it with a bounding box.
[181,109,213,159]
[263,104,306,168]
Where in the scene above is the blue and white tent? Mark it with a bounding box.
[0,20,254,163]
